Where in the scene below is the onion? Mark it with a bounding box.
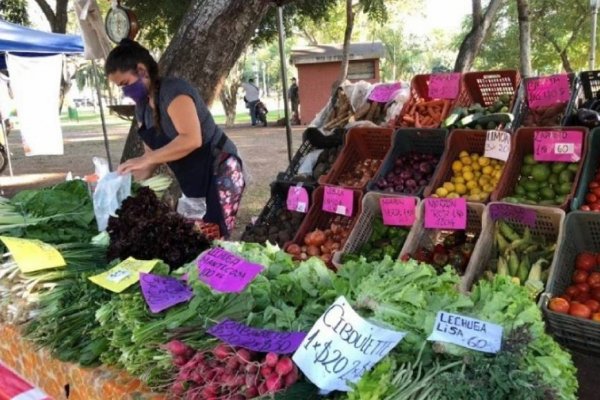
[286,244,301,256]
[419,179,429,186]
[406,179,417,189]
[400,171,412,180]
[420,162,433,174]
[307,245,320,257]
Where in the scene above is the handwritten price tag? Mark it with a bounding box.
[379,197,416,226]
[208,319,306,354]
[424,198,467,230]
[428,73,461,99]
[323,186,354,217]
[139,273,193,313]
[526,74,571,109]
[287,186,309,213]
[484,130,511,162]
[89,257,159,293]
[427,311,502,354]
[293,296,405,392]
[0,236,66,273]
[489,203,537,227]
[368,82,403,103]
[197,248,263,293]
[533,130,582,162]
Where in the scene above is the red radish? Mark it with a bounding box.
[173,355,188,367]
[165,340,190,356]
[284,365,299,387]
[201,385,218,398]
[229,395,245,400]
[245,363,259,374]
[225,357,240,372]
[260,366,273,378]
[236,348,252,363]
[245,373,257,387]
[266,374,283,392]
[275,356,294,376]
[258,382,268,396]
[265,352,279,367]
[213,343,232,360]
[171,381,185,396]
[190,371,204,384]
[246,386,259,398]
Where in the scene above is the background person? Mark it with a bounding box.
[242,78,260,126]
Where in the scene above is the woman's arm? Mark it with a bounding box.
[118,95,202,175]
[132,144,159,181]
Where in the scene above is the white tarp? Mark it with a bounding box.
[6,53,64,156]
[0,72,12,121]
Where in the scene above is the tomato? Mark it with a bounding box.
[592,204,600,212]
[585,299,600,313]
[576,292,591,303]
[590,181,600,189]
[577,282,591,293]
[565,285,580,298]
[576,252,597,271]
[561,294,573,302]
[592,313,600,322]
[586,193,598,204]
[581,205,592,211]
[569,302,592,319]
[549,297,570,313]
[573,270,590,284]
[593,187,600,197]
[588,272,600,289]
[596,252,600,265]
[591,288,600,302]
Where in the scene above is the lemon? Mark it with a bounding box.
[482,165,494,175]
[460,156,472,166]
[452,160,463,173]
[478,157,491,167]
[478,177,490,187]
[451,177,456,183]
[462,166,473,173]
[447,192,460,199]
[472,162,481,171]
[455,183,467,195]
[454,176,465,184]
[443,182,456,192]
[470,153,480,161]
[430,194,439,198]
[466,180,478,190]
[494,170,503,180]
[436,187,448,197]
[468,194,480,201]
[463,171,475,182]
[474,171,482,179]
[490,159,499,166]
[483,184,495,193]
[459,151,469,158]
[470,187,482,195]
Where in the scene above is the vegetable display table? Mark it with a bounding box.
[0,324,164,400]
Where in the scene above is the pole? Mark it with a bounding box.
[591,3,598,70]
[91,59,113,171]
[276,5,293,164]
[0,119,13,176]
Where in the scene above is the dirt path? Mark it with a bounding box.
[0,120,305,239]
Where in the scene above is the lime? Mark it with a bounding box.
[568,163,579,173]
[514,185,526,196]
[521,164,533,176]
[539,200,556,206]
[526,191,540,201]
[503,197,520,204]
[551,163,567,174]
[522,179,540,192]
[555,194,567,204]
[540,187,555,200]
[524,154,536,165]
[531,164,551,182]
[559,170,574,184]
[557,182,572,195]
[548,174,559,185]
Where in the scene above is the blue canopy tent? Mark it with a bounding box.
[0,19,112,176]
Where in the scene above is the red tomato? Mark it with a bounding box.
[591,288,600,302]
[586,194,598,204]
[561,294,572,302]
[596,253,600,265]
[565,285,580,298]
[577,282,591,293]
[592,313,600,322]
[592,204,600,212]
[585,299,600,313]
[576,292,591,303]
[569,302,592,319]
[576,252,597,271]
[573,270,590,284]
[590,182,600,189]
[588,272,600,289]
[581,205,592,211]
[593,187,600,197]
[548,297,570,314]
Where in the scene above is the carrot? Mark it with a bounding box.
[402,115,415,123]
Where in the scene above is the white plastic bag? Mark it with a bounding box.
[93,172,132,231]
[297,149,324,175]
[176,195,207,220]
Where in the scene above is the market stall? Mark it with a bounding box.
[2,68,600,399]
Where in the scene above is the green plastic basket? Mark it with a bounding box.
[572,127,600,211]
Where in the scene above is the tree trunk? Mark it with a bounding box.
[159,0,271,107]
[454,0,504,72]
[516,0,532,77]
[33,0,68,33]
[339,0,355,81]
[220,80,241,127]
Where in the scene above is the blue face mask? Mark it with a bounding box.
[122,78,148,105]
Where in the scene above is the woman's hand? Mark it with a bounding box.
[118,154,155,177]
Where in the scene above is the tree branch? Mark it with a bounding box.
[33,0,56,28]
[472,0,482,27]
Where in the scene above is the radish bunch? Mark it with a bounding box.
[166,340,300,399]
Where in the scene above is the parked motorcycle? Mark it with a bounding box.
[254,100,268,127]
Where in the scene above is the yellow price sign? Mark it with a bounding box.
[89,257,159,293]
[0,236,66,273]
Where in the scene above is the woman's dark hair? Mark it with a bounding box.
[105,39,162,131]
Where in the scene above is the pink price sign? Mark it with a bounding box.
[533,130,582,162]
[379,197,416,226]
[424,198,467,230]
[428,73,461,99]
[526,74,571,109]
[287,186,309,213]
[322,186,354,217]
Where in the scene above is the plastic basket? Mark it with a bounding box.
[332,192,420,267]
[423,129,494,202]
[286,186,363,266]
[276,139,315,182]
[240,180,312,246]
[318,127,393,189]
[461,202,565,292]
[512,73,576,128]
[564,71,600,127]
[367,128,448,197]
[572,127,600,211]
[392,73,470,129]
[490,126,588,210]
[462,70,521,109]
[399,201,485,289]
[541,211,600,354]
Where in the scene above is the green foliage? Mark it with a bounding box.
[0,0,29,25]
